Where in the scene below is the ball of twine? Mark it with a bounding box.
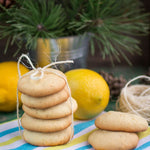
[116,75,150,124]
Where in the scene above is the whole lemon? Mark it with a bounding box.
[0,61,29,112]
[65,69,110,120]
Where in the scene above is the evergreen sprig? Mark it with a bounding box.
[0,0,66,55]
[67,0,150,64]
[0,0,149,63]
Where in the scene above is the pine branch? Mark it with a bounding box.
[68,0,149,63]
[0,0,149,63]
[0,0,66,53]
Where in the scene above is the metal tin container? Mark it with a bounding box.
[29,34,91,72]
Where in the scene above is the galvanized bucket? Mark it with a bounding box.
[29,34,90,72]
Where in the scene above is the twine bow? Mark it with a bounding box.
[17,54,73,80]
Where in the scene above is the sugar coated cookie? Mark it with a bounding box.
[22,97,78,119]
[95,111,148,132]
[88,129,139,150]
[21,113,72,132]
[21,85,69,109]
[18,68,66,97]
[23,125,73,146]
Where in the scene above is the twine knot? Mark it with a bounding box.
[30,67,44,80]
[17,54,74,79]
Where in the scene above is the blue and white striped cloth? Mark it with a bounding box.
[0,112,150,150]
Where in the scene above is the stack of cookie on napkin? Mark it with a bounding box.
[88,111,148,150]
[18,68,78,146]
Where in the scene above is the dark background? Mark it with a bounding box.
[0,0,149,68]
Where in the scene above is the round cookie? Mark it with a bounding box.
[18,68,67,97]
[23,125,73,146]
[95,111,148,132]
[22,97,78,119]
[21,113,72,132]
[21,86,69,109]
[88,129,139,150]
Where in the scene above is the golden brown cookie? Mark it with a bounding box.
[18,68,66,97]
[22,97,78,119]
[95,111,148,132]
[23,125,73,146]
[88,129,139,150]
[21,113,72,132]
[21,85,69,109]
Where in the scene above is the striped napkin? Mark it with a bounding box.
[0,112,150,150]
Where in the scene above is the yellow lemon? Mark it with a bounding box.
[65,69,110,120]
[0,61,29,112]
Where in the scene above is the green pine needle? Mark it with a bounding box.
[0,0,149,63]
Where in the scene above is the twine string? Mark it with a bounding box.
[17,54,36,78]
[118,75,150,123]
[17,54,74,140]
[140,87,150,96]
[124,75,150,114]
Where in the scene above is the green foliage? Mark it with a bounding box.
[0,0,149,63]
[0,0,65,52]
[67,0,149,64]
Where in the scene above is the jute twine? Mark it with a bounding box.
[116,75,150,123]
[17,54,74,142]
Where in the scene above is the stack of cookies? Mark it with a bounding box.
[88,111,148,150]
[18,68,78,146]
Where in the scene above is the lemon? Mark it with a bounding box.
[0,61,29,112]
[65,69,110,120]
